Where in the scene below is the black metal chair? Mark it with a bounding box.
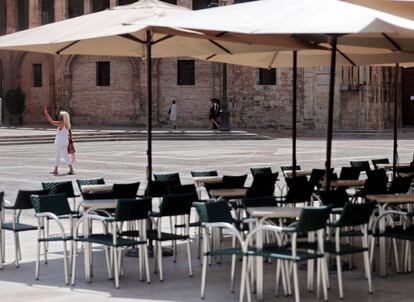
[388,176,413,194]
[325,202,375,299]
[41,180,80,209]
[283,176,313,205]
[245,186,275,198]
[76,178,105,192]
[113,181,140,198]
[222,175,247,188]
[350,160,371,173]
[72,198,152,288]
[148,192,194,281]
[1,189,49,267]
[30,193,77,284]
[191,170,218,177]
[371,158,389,170]
[281,165,301,177]
[250,167,273,177]
[339,167,361,180]
[251,172,279,189]
[153,173,181,186]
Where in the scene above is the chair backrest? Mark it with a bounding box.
[41,181,76,198]
[76,178,105,192]
[242,196,277,208]
[371,158,389,170]
[167,184,198,197]
[194,201,233,224]
[250,167,273,177]
[308,168,334,191]
[31,193,72,216]
[339,167,361,180]
[388,176,413,194]
[0,191,4,210]
[159,192,195,217]
[294,206,331,233]
[222,175,247,188]
[113,182,140,198]
[114,198,152,221]
[145,180,173,198]
[365,169,388,195]
[318,188,349,208]
[190,170,218,177]
[281,165,301,172]
[334,202,376,227]
[14,189,50,210]
[284,176,312,204]
[251,172,279,188]
[153,173,181,186]
[245,186,275,198]
[350,160,371,173]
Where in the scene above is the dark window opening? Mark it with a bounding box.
[234,0,257,3]
[41,0,54,25]
[96,61,110,86]
[192,0,216,10]
[18,0,29,31]
[33,64,43,88]
[258,68,276,85]
[177,60,195,86]
[0,1,6,35]
[92,0,109,12]
[118,0,137,5]
[160,0,177,4]
[68,0,84,18]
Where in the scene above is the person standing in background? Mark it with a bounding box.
[169,100,177,129]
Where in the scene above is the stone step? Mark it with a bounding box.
[0,130,270,146]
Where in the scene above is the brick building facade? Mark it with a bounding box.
[0,0,404,129]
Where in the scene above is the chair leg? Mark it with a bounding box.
[71,241,78,286]
[16,233,22,261]
[13,232,19,267]
[138,246,144,282]
[0,230,3,270]
[201,253,208,299]
[143,244,151,284]
[336,255,344,299]
[292,262,300,302]
[320,258,329,301]
[187,239,193,277]
[363,250,373,294]
[239,256,250,302]
[158,241,164,282]
[230,254,236,293]
[113,247,120,289]
[104,246,113,279]
[35,239,41,280]
[63,241,69,285]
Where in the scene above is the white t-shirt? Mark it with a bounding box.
[55,127,69,145]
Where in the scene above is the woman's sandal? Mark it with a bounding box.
[67,171,75,175]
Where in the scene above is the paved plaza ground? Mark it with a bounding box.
[1,134,414,301]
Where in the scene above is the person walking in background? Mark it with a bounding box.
[208,98,220,129]
[44,105,75,175]
[169,100,177,129]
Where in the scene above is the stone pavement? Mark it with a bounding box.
[0,136,414,301]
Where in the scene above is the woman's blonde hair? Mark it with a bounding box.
[60,111,71,129]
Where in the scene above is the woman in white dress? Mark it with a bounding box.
[44,105,74,175]
[169,100,177,129]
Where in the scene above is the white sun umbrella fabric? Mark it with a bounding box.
[146,0,414,52]
[0,0,310,57]
[344,0,414,20]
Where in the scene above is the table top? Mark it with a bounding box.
[81,184,113,193]
[367,194,414,204]
[80,199,117,210]
[247,206,302,219]
[400,172,414,177]
[209,188,247,199]
[329,179,365,188]
[193,176,223,185]
[378,163,411,170]
[284,170,313,178]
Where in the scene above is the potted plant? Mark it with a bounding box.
[4,87,25,125]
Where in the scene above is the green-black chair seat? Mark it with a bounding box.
[375,226,414,240]
[147,230,189,241]
[255,246,323,262]
[119,230,140,237]
[175,221,201,228]
[76,234,146,247]
[38,234,73,242]
[207,247,243,256]
[2,222,37,232]
[324,242,367,255]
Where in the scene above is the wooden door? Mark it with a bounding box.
[402,68,414,125]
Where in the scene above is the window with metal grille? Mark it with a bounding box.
[92,0,109,12]
[118,0,137,5]
[193,0,216,10]
[96,62,110,86]
[177,60,195,86]
[18,0,29,31]
[33,64,42,88]
[258,68,276,85]
[41,0,54,25]
[68,0,84,18]
[161,0,177,4]
[0,2,6,35]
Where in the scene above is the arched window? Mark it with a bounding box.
[41,0,54,25]
[18,0,29,31]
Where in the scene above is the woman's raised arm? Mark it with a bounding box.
[44,105,63,127]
